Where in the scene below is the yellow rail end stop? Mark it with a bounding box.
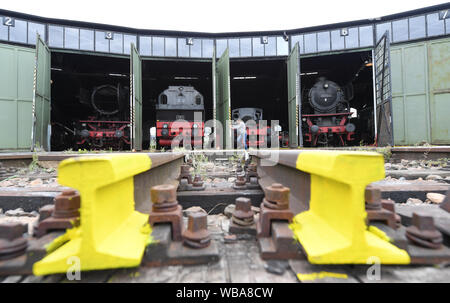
[33,154,152,276]
[290,151,410,265]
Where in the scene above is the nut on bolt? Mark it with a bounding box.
[405,212,443,249]
[53,189,81,219]
[264,183,290,209]
[0,222,28,260]
[233,197,254,220]
[151,184,177,204]
[182,212,211,248]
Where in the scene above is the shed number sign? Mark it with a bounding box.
[439,10,449,20]
[3,17,15,27]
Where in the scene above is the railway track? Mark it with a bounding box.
[0,148,449,283]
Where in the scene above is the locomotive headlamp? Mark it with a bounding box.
[115,130,123,138]
[163,124,168,129]
[345,123,356,133]
[193,124,198,129]
[311,125,320,134]
[80,129,90,138]
[324,83,329,89]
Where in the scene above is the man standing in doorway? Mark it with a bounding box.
[232,119,247,150]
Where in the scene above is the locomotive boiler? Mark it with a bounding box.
[156,86,205,148]
[302,77,356,146]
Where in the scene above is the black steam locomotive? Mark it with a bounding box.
[156,86,205,148]
[302,77,356,146]
[73,84,131,150]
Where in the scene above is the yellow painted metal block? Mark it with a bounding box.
[290,151,410,264]
[33,154,152,276]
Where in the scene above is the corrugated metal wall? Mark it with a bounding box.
[391,37,450,145]
[0,43,34,150]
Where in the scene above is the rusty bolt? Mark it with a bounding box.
[183,212,210,242]
[181,165,191,173]
[440,190,450,213]
[53,190,80,218]
[248,163,257,172]
[0,222,27,241]
[365,187,381,204]
[235,175,247,186]
[406,212,443,249]
[151,184,177,204]
[38,204,55,222]
[233,197,254,220]
[411,213,437,232]
[265,183,290,206]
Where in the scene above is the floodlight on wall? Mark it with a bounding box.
[340,28,348,36]
[186,38,194,45]
[283,32,289,42]
[261,36,269,44]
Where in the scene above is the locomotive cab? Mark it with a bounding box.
[156,86,205,149]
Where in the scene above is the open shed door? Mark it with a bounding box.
[31,34,51,151]
[215,48,232,149]
[374,31,394,146]
[287,42,301,148]
[130,43,143,151]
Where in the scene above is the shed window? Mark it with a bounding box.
[229,39,240,57]
[359,26,373,47]
[317,32,330,52]
[64,27,79,49]
[252,37,264,56]
[153,37,164,56]
[216,39,228,57]
[409,16,426,40]
[331,30,344,50]
[190,39,202,57]
[49,25,64,48]
[392,19,408,42]
[345,27,358,49]
[110,33,123,53]
[28,22,45,45]
[277,36,289,56]
[139,36,151,56]
[124,35,136,54]
[304,33,317,53]
[178,38,190,57]
[165,38,176,57]
[427,13,445,37]
[80,29,94,51]
[95,31,109,52]
[9,19,27,44]
[202,39,213,58]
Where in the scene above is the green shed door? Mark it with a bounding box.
[130,43,143,151]
[215,48,231,149]
[374,31,394,146]
[31,34,51,151]
[287,42,301,148]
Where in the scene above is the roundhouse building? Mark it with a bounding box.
[0,3,449,151]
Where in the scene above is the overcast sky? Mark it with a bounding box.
[1,0,448,33]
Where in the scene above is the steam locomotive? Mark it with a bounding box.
[74,84,131,150]
[302,77,356,147]
[231,108,275,148]
[156,86,205,148]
